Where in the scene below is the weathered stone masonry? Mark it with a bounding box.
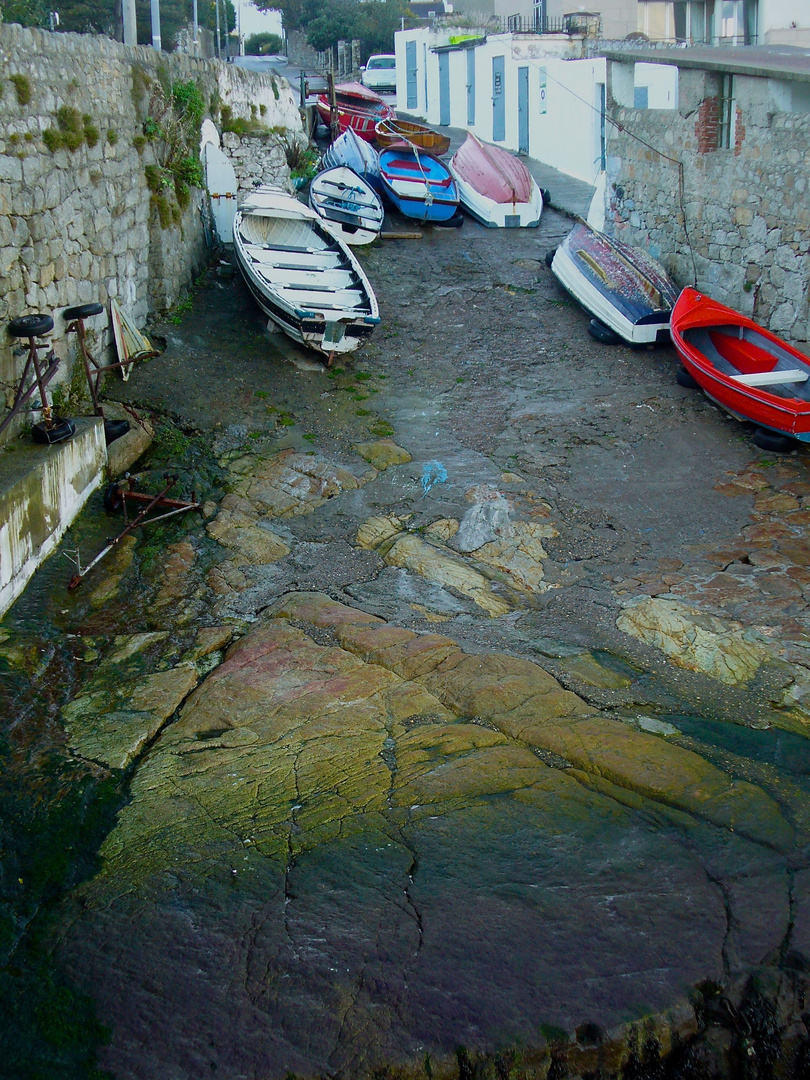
[0,23,303,443]
[605,62,810,344]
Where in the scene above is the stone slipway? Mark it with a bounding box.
[55,593,803,1079]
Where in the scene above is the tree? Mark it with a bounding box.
[244,30,282,54]
[53,0,118,35]
[270,0,406,57]
[0,0,55,27]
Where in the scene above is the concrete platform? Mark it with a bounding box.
[0,418,105,618]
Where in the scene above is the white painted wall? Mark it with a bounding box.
[760,0,809,36]
[395,28,604,183]
[0,419,106,618]
[634,62,678,109]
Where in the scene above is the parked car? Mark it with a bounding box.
[360,54,396,94]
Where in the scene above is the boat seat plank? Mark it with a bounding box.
[244,244,344,270]
[277,286,369,308]
[731,368,809,386]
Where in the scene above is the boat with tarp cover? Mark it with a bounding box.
[548,221,679,345]
[316,82,393,142]
[671,287,810,447]
[233,185,379,361]
[448,132,545,228]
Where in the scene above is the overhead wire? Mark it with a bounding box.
[509,48,698,285]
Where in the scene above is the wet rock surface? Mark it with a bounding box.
[2,207,810,1078]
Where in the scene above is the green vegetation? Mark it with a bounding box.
[244,30,283,54]
[166,293,194,324]
[135,75,206,229]
[106,128,118,145]
[42,106,100,153]
[256,0,407,57]
[9,73,32,105]
[370,420,393,437]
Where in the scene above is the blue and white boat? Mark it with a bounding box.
[321,128,382,192]
[309,166,384,246]
[378,142,459,224]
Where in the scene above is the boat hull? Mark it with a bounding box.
[378,144,459,223]
[233,186,379,358]
[449,134,542,228]
[316,83,393,142]
[309,167,384,246]
[671,287,810,440]
[321,128,382,192]
[550,223,679,345]
[451,169,543,228]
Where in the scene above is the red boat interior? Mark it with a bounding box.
[685,325,810,399]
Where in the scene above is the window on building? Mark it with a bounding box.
[717,73,735,147]
[673,2,707,43]
[638,1,670,40]
[713,0,758,44]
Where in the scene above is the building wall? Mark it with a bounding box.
[759,0,809,38]
[0,22,301,443]
[395,27,604,183]
[605,61,810,344]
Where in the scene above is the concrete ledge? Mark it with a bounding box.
[0,418,105,618]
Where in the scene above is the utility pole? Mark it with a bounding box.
[150,0,161,49]
[192,0,198,54]
[215,0,221,58]
[122,0,137,45]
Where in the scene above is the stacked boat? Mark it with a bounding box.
[316,82,393,142]
[233,185,379,362]
[375,117,451,156]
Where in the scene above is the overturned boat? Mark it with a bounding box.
[321,127,382,192]
[309,166,384,246]
[547,221,680,346]
[448,133,545,228]
[233,185,379,361]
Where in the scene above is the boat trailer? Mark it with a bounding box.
[66,474,201,590]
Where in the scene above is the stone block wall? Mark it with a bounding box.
[0,23,304,443]
[605,63,810,343]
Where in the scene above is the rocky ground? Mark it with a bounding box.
[2,205,810,1079]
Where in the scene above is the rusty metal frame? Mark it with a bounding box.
[67,474,201,590]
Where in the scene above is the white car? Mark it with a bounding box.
[360,55,396,94]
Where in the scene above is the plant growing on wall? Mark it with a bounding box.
[134,68,207,229]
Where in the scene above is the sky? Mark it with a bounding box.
[236,1,283,39]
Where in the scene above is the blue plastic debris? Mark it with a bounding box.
[420,460,448,497]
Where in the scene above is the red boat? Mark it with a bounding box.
[671,287,810,445]
[316,82,394,142]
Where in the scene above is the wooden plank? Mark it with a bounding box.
[730,368,809,386]
[380,232,423,240]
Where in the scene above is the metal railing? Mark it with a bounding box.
[497,14,571,34]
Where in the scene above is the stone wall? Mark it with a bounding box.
[222,130,290,194]
[0,23,304,443]
[605,63,810,343]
